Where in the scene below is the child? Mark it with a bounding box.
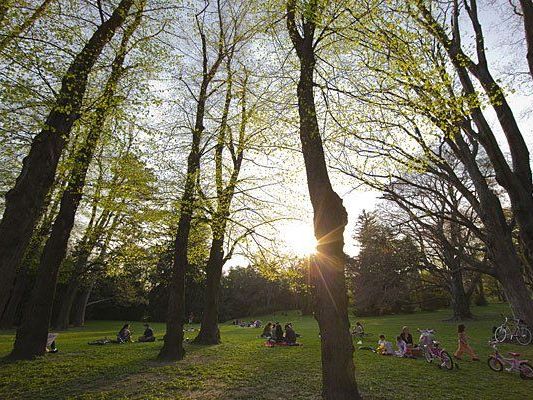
[377,334,394,355]
[395,336,407,357]
[454,324,479,361]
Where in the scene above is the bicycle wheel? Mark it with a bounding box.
[516,326,532,346]
[488,356,503,372]
[519,362,533,379]
[424,348,433,363]
[494,326,507,343]
[440,351,454,370]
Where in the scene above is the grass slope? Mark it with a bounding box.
[0,304,531,399]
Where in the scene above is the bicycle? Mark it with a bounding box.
[493,316,532,346]
[418,329,454,370]
[487,340,533,379]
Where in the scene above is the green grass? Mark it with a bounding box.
[0,304,531,399]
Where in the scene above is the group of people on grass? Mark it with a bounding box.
[116,323,155,343]
[261,322,299,345]
[232,319,262,328]
[354,321,479,361]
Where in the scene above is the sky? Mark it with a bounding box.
[225,1,533,269]
[138,1,533,271]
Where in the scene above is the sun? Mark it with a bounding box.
[282,222,317,256]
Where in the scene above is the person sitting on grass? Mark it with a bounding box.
[284,323,297,344]
[138,323,155,342]
[400,326,413,346]
[274,322,284,343]
[261,322,273,338]
[377,334,394,355]
[352,321,364,337]
[454,324,479,361]
[117,323,132,343]
[395,336,407,357]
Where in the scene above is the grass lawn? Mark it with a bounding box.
[0,303,531,399]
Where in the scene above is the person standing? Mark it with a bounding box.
[454,324,479,361]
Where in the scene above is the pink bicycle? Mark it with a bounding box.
[419,329,454,370]
[488,341,533,379]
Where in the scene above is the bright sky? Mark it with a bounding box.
[225,2,533,269]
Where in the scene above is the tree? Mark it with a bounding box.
[285,1,360,398]
[349,211,419,316]
[0,0,135,324]
[158,0,226,361]
[0,0,55,53]
[9,2,145,360]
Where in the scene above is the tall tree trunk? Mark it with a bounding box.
[417,1,533,279]
[0,0,134,322]
[519,0,533,80]
[447,132,533,326]
[494,249,533,325]
[449,267,473,320]
[193,238,224,344]
[8,2,137,360]
[71,283,93,327]
[158,6,224,360]
[286,2,360,399]
[0,268,29,328]
[194,64,246,345]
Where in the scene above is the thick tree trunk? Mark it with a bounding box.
[493,249,533,326]
[0,0,134,322]
[450,132,533,325]
[71,284,92,327]
[11,175,96,359]
[158,12,224,360]
[0,269,29,328]
[449,268,473,320]
[519,0,533,81]
[193,238,224,344]
[158,213,190,360]
[286,3,360,398]
[8,2,135,361]
[158,99,202,361]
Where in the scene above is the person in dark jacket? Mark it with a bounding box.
[117,324,132,343]
[274,322,284,342]
[138,323,155,342]
[284,323,297,344]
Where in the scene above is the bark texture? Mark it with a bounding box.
[286,2,360,399]
[194,67,246,345]
[8,0,135,360]
[0,0,134,325]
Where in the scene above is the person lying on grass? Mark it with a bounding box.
[377,334,394,355]
[138,323,155,342]
[117,323,132,343]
